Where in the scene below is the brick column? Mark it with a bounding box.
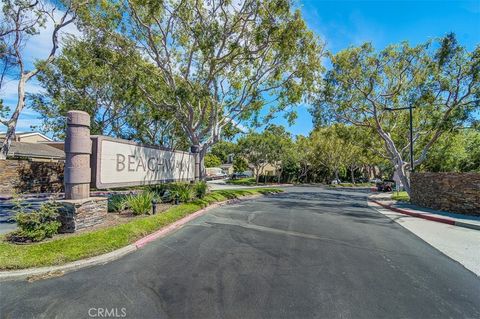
[64,110,91,200]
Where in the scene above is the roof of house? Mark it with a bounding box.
[0,131,53,142]
[0,139,65,159]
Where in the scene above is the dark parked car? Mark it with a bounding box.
[231,172,249,179]
[355,177,369,183]
[376,179,395,192]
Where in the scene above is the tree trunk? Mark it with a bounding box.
[395,163,411,195]
[351,166,355,184]
[0,128,13,159]
[0,77,27,160]
[335,169,339,181]
[255,168,260,185]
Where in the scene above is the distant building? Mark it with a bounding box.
[255,163,278,176]
[0,132,64,162]
[0,131,53,143]
[220,163,234,175]
[222,153,278,176]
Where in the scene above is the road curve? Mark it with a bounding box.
[1,186,479,318]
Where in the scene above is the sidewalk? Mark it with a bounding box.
[369,192,480,231]
[369,193,480,276]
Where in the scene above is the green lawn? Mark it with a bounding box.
[0,188,282,270]
[225,177,257,185]
[391,191,410,202]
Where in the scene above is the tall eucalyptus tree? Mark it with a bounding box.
[106,0,324,176]
[315,34,479,194]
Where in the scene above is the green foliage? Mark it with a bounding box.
[392,191,410,202]
[237,125,293,183]
[124,192,157,215]
[233,157,249,173]
[459,130,480,172]
[194,181,209,199]
[309,126,351,180]
[108,194,127,212]
[210,142,237,163]
[226,178,257,186]
[314,34,480,192]
[91,0,324,161]
[204,154,222,168]
[109,182,211,214]
[419,129,480,172]
[168,183,196,203]
[7,202,61,243]
[10,193,31,215]
[148,184,169,197]
[32,34,188,147]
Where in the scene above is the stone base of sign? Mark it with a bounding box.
[57,197,108,233]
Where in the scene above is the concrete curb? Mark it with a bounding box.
[0,245,137,283]
[370,199,480,231]
[0,193,269,282]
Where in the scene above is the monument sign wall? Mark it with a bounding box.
[91,136,195,189]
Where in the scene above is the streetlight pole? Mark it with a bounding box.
[409,104,414,172]
[385,105,415,173]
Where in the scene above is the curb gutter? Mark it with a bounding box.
[370,199,480,231]
[0,194,267,282]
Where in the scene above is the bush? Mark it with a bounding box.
[149,184,169,197]
[194,181,209,199]
[124,191,157,215]
[108,194,127,212]
[233,157,249,173]
[168,182,195,203]
[7,202,61,243]
[204,154,222,168]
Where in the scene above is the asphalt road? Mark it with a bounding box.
[1,187,479,319]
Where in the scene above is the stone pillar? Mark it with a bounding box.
[190,145,200,182]
[59,110,107,233]
[64,110,92,200]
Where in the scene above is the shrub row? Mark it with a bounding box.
[7,182,210,243]
[109,181,210,215]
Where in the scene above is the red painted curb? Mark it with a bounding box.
[371,199,455,226]
[134,204,219,248]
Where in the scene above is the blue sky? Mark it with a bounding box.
[1,0,479,137]
[272,0,480,136]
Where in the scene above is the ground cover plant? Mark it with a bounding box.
[123,191,158,215]
[392,191,410,202]
[6,202,61,243]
